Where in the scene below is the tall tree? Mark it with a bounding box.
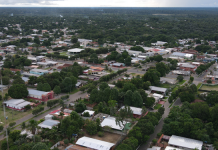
[124,90,133,106]
[132,91,143,107]
[8,84,28,99]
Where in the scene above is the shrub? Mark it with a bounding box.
[98,131,104,137]
[152,139,157,144]
[83,112,90,117]
[9,122,16,127]
[70,137,75,143]
[41,102,45,105]
[64,139,69,145]
[78,131,84,136]
[157,132,162,138]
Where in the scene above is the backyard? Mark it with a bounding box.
[200,85,218,91]
[178,80,186,85]
[83,130,121,144]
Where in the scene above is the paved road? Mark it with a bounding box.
[0,91,87,141]
[138,97,182,150]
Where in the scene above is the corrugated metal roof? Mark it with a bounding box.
[38,119,59,129]
[168,135,203,150]
[28,89,49,96]
[76,136,115,150]
[101,117,125,130]
[149,86,167,93]
[120,106,142,115]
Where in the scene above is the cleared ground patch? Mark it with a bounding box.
[84,131,121,144]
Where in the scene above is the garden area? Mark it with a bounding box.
[178,80,186,85]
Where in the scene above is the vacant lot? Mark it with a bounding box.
[84,131,121,144]
[0,106,32,126]
[201,85,218,91]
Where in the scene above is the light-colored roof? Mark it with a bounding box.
[160,77,176,84]
[172,52,186,57]
[149,86,167,93]
[28,89,49,96]
[101,117,125,130]
[38,119,60,129]
[30,69,48,73]
[76,136,115,150]
[82,110,95,116]
[22,77,29,82]
[68,48,84,53]
[165,146,183,150]
[119,106,142,115]
[168,135,203,150]
[4,99,30,109]
[153,93,164,99]
[147,146,161,150]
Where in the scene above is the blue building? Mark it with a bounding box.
[30,69,49,76]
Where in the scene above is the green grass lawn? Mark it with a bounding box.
[159,83,173,88]
[154,104,162,109]
[172,86,179,92]
[201,85,218,91]
[163,97,168,100]
[60,52,68,56]
[0,106,32,127]
[178,80,186,85]
[197,83,202,89]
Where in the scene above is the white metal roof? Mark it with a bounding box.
[22,77,29,82]
[28,89,49,96]
[68,48,84,53]
[119,106,142,115]
[76,136,115,150]
[4,99,30,109]
[30,69,48,73]
[101,117,125,130]
[168,135,203,150]
[38,119,60,129]
[82,110,95,116]
[149,86,167,93]
[165,146,183,150]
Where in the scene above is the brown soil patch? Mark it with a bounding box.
[84,131,121,144]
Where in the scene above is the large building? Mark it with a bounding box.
[76,136,115,150]
[168,135,203,150]
[28,89,54,101]
[68,48,84,54]
[3,99,31,111]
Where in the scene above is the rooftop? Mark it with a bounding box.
[28,89,50,96]
[38,119,60,129]
[68,48,84,53]
[168,135,203,150]
[76,136,115,150]
[149,86,167,93]
[101,116,125,131]
[119,106,142,115]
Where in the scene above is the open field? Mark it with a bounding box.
[60,51,68,56]
[200,85,218,91]
[0,106,32,126]
[84,131,121,144]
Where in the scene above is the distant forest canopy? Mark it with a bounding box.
[1,7,218,46]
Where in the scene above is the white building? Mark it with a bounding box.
[38,119,60,129]
[68,48,84,54]
[76,136,115,150]
[3,99,31,111]
[101,116,126,131]
[168,135,203,150]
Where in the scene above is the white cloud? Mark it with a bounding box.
[0,0,218,7]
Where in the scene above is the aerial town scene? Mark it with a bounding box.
[0,2,217,150]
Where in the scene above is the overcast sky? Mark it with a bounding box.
[0,0,218,7]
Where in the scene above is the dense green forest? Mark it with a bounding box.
[1,8,218,46]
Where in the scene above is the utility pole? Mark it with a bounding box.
[1,70,9,150]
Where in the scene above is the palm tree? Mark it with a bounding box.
[27,120,38,134]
